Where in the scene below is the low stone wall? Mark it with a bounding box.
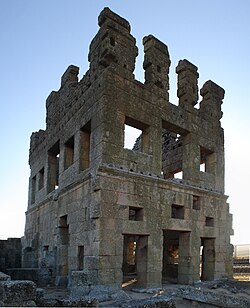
[8,267,54,287]
[70,270,119,299]
[7,268,39,284]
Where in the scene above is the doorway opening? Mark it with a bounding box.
[200,238,215,281]
[57,215,69,286]
[122,234,148,287]
[162,230,191,284]
[162,230,179,283]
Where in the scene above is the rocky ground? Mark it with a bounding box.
[38,278,250,307]
[1,271,249,307]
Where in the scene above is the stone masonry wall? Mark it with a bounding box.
[23,7,233,291]
[0,238,22,274]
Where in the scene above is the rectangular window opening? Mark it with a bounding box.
[38,167,44,190]
[200,147,214,174]
[59,215,68,227]
[205,217,214,227]
[161,126,185,179]
[77,246,84,270]
[171,204,184,219]
[31,175,36,204]
[124,117,149,153]
[193,195,201,210]
[129,207,143,221]
[80,121,91,171]
[47,141,60,193]
[64,136,75,170]
[124,124,142,150]
[173,170,183,180]
[200,162,205,172]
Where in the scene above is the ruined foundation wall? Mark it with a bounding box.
[23,7,233,289]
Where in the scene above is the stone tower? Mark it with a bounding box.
[23,8,233,292]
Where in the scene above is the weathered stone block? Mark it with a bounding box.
[0,272,10,282]
[0,280,36,307]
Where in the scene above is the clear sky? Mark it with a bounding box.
[0,0,249,245]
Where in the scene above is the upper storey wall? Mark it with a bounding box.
[28,7,226,208]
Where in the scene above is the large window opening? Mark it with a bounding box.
[47,141,60,193]
[31,175,36,204]
[124,117,149,153]
[64,136,74,170]
[162,127,184,180]
[80,121,91,171]
[124,125,142,150]
[200,147,214,174]
[38,167,44,190]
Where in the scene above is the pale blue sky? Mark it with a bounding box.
[0,1,249,244]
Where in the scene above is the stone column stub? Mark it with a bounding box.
[200,80,225,121]
[61,65,79,88]
[143,35,171,100]
[176,59,199,112]
[88,7,138,81]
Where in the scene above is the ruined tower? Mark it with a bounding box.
[23,8,233,292]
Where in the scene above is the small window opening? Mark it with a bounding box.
[193,195,201,210]
[77,246,84,270]
[129,207,143,221]
[43,245,49,251]
[48,141,60,193]
[31,175,36,204]
[59,215,68,227]
[80,122,91,171]
[124,124,142,150]
[171,204,184,219]
[110,37,115,46]
[38,167,44,190]
[64,136,74,170]
[205,217,214,227]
